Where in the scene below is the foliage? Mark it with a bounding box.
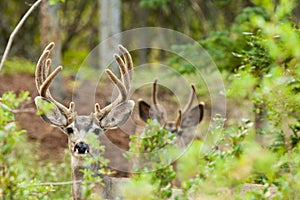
[0,91,72,200]
[167,6,270,73]
[232,0,300,144]
[178,1,300,199]
[1,52,88,77]
[125,120,177,199]
[2,0,300,199]
[139,0,183,10]
[174,116,300,199]
[2,57,35,75]
[1,53,86,76]
[49,0,65,5]
[233,31,273,75]
[35,97,56,116]
[80,134,112,200]
[0,91,113,199]
[124,1,300,199]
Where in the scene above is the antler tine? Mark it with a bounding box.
[175,110,182,127]
[95,45,133,118]
[35,42,54,89]
[39,65,71,115]
[99,69,127,114]
[152,79,165,123]
[114,53,130,93]
[118,44,133,80]
[182,84,196,115]
[115,44,133,92]
[42,43,55,80]
[35,42,75,123]
[40,66,62,97]
[35,51,49,88]
[36,43,55,85]
[45,42,55,52]
[45,58,52,78]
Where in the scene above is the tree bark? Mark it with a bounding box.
[40,0,63,99]
[137,4,148,65]
[99,0,121,69]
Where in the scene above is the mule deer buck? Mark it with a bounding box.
[138,79,204,147]
[34,42,134,199]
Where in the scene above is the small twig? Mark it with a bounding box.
[0,0,42,72]
[11,108,36,113]
[20,99,34,107]
[0,102,35,113]
[19,180,82,188]
[33,180,82,186]
[20,179,103,188]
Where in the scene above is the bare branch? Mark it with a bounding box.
[20,180,82,188]
[0,0,42,72]
[0,102,35,113]
[20,179,105,188]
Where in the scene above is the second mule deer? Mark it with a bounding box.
[138,79,204,147]
[34,42,134,199]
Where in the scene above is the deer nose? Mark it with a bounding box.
[74,142,89,154]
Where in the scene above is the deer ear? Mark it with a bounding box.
[181,103,204,129]
[100,100,135,129]
[138,100,151,123]
[138,99,165,124]
[34,96,67,127]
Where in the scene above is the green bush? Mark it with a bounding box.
[125,120,177,199]
[2,57,35,75]
[1,1,300,199]
[80,134,112,200]
[123,1,300,199]
[0,91,72,200]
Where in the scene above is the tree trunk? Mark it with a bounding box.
[137,5,148,65]
[99,0,121,69]
[40,0,63,99]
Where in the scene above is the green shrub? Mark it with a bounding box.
[2,57,35,75]
[125,120,177,199]
[80,134,112,200]
[0,91,72,200]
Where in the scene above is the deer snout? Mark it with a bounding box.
[74,142,90,154]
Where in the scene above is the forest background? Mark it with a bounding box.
[1,0,300,199]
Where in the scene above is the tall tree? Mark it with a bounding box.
[99,0,121,69]
[40,0,63,99]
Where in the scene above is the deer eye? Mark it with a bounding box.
[177,129,183,136]
[94,128,101,135]
[171,129,177,133]
[66,127,74,134]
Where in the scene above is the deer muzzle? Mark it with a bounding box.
[74,142,90,155]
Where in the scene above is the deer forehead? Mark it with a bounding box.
[163,121,177,131]
[70,115,101,132]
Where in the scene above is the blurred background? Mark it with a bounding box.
[1,0,300,199]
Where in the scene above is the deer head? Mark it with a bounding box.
[34,42,134,165]
[138,80,204,146]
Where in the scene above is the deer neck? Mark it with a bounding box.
[71,164,84,200]
[71,155,102,200]
[71,156,92,200]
